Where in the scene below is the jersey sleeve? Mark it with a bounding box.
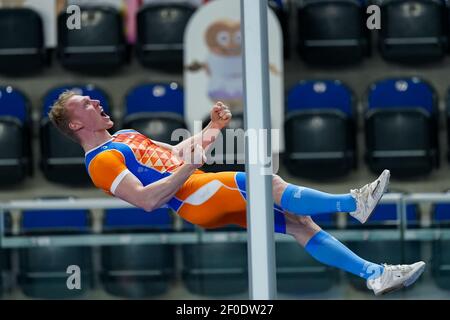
[88,150,130,195]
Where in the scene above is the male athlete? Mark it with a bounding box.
[49,91,425,296]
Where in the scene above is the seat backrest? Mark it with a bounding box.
[298,0,364,39]
[0,8,43,49]
[137,3,196,44]
[125,83,183,115]
[380,0,445,38]
[367,78,435,114]
[287,80,353,116]
[22,209,90,234]
[58,6,125,47]
[0,86,29,123]
[103,208,173,231]
[348,203,419,226]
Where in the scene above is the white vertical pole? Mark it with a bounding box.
[241,0,277,300]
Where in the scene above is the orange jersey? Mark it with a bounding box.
[85,129,286,231]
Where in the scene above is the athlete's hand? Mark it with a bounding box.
[183,143,206,169]
[210,101,232,129]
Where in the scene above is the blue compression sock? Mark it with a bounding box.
[280,184,356,215]
[305,230,384,280]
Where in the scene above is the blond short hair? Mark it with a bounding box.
[48,90,80,143]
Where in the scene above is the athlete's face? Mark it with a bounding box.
[66,95,114,133]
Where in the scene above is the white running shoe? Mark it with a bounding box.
[350,169,390,224]
[367,261,426,296]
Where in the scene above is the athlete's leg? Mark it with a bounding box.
[283,212,384,280]
[272,170,391,223]
[283,212,425,295]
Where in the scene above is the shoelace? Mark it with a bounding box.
[382,263,410,272]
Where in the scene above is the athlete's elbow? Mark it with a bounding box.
[141,199,157,212]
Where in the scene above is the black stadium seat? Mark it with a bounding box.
[18,202,93,299]
[0,8,47,75]
[136,3,195,70]
[365,78,439,177]
[296,0,369,65]
[101,208,175,298]
[0,86,32,186]
[123,83,187,144]
[379,0,447,63]
[57,6,127,73]
[284,80,356,179]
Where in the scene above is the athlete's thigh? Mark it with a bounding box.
[175,171,247,228]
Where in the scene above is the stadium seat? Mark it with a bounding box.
[284,80,356,179]
[269,0,291,59]
[445,89,450,163]
[123,83,187,144]
[100,208,176,298]
[18,203,93,299]
[57,6,127,73]
[345,202,422,292]
[0,8,47,75]
[430,200,450,290]
[0,86,32,186]
[277,214,338,296]
[365,78,439,178]
[296,0,369,65]
[201,112,245,173]
[181,222,248,297]
[379,0,447,63]
[0,213,12,297]
[136,3,195,70]
[40,85,112,185]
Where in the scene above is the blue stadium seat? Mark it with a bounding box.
[277,213,338,296]
[40,85,111,185]
[0,8,47,75]
[181,221,248,297]
[284,80,356,179]
[57,6,128,73]
[431,200,450,290]
[18,202,92,299]
[101,208,175,298]
[0,86,32,185]
[346,202,422,292]
[379,0,447,63]
[296,0,369,65]
[347,203,420,229]
[365,78,439,177]
[123,83,187,144]
[136,3,195,70]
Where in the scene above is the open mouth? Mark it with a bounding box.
[100,109,109,119]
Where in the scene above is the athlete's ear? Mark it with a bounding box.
[69,120,83,132]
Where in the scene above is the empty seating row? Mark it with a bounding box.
[297,0,450,65]
[0,2,289,75]
[4,0,450,75]
[3,200,450,298]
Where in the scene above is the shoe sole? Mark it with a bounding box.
[361,170,390,224]
[376,262,426,296]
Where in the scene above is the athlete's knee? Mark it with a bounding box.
[295,215,316,227]
[272,174,288,203]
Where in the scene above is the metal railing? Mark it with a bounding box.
[1,193,450,248]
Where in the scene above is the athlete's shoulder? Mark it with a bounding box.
[113,129,139,136]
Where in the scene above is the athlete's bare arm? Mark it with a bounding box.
[174,101,232,156]
[114,144,206,212]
